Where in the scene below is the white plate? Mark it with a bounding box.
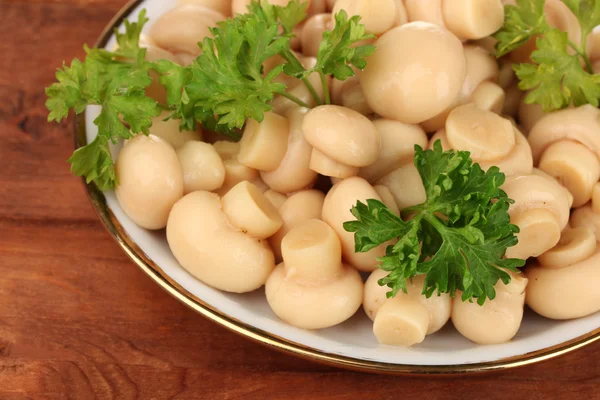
[79,0,600,373]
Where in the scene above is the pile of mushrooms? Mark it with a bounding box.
[108,0,600,348]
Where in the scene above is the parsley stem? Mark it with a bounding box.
[320,71,331,105]
[279,48,322,105]
[568,39,594,73]
[302,77,323,105]
[277,90,312,108]
[280,49,305,73]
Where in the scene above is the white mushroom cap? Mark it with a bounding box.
[167,191,275,293]
[264,190,287,210]
[332,0,398,35]
[359,119,427,183]
[115,135,184,230]
[538,227,597,269]
[472,81,505,115]
[526,249,600,320]
[261,108,318,193]
[361,22,466,124]
[221,181,283,239]
[377,163,426,211]
[446,104,515,161]
[149,5,226,56]
[265,219,363,330]
[176,141,225,193]
[404,0,445,27]
[269,190,326,262]
[364,269,451,335]
[322,177,390,271]
[302,105,381,167]
[503,171,573,259]
[539,140,600,207]
[309,148,360,178]
[452,271,527,345]
[442,0,504,40]
[301,14,332,57]
[238,111,290,172]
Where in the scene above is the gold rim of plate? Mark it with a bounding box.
[75,0,600,375]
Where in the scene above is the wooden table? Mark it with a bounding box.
[1,0,599,398]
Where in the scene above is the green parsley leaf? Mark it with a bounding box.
[494,0,548,57]
[182,14,287,130]
[344,141,525,305]
[298,10,375,81]
[248,0,309,34]
[45,10,160,190]
[515,29,600,111]
[561,0,600,38]
[68,135,116,191]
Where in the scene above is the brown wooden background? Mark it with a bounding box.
[1,0,599,398]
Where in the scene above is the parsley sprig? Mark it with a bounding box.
[46,1,374,190]
[344,142,525,305]
[494,0,600,111]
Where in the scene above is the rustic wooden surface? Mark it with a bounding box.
[1,0,599,398]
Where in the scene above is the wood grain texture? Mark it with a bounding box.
[0,0,599,398]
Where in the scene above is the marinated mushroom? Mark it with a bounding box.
[404,0,445,27]
[269,189,325,261]
[502,170,573,259]
[309,148,359,178]
[301,14,332,57]
[373,185,399,215]
[213,141,260,195]
[221,181,283,239]
[452,271,528,345]
[167,190,276,292]
[422,45,499,132]
[302,105,381,176]
[332,0,398,35]
[442,0,504,40]
[440,104,533,176]
[570,184,600,241]
[507,0,581,63]
[238,111,290,171]
[148,111,203,149]
[471,81,505,114]
[361,22,466,124]
[527,224,600,319]
[261,108,318,193]
[115,135,184,230]
[537,227,597,269]
[322,177,390,271]
[149,5,226,56]
[528,106,600,207]
[518,96,546,134]
[176,141,226,193]
[264,189,288,210]
[338,80,373,116]
[265,219,363,329]
[377,163,426,211]
[358,120,427,183]
[364,270,451,346]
